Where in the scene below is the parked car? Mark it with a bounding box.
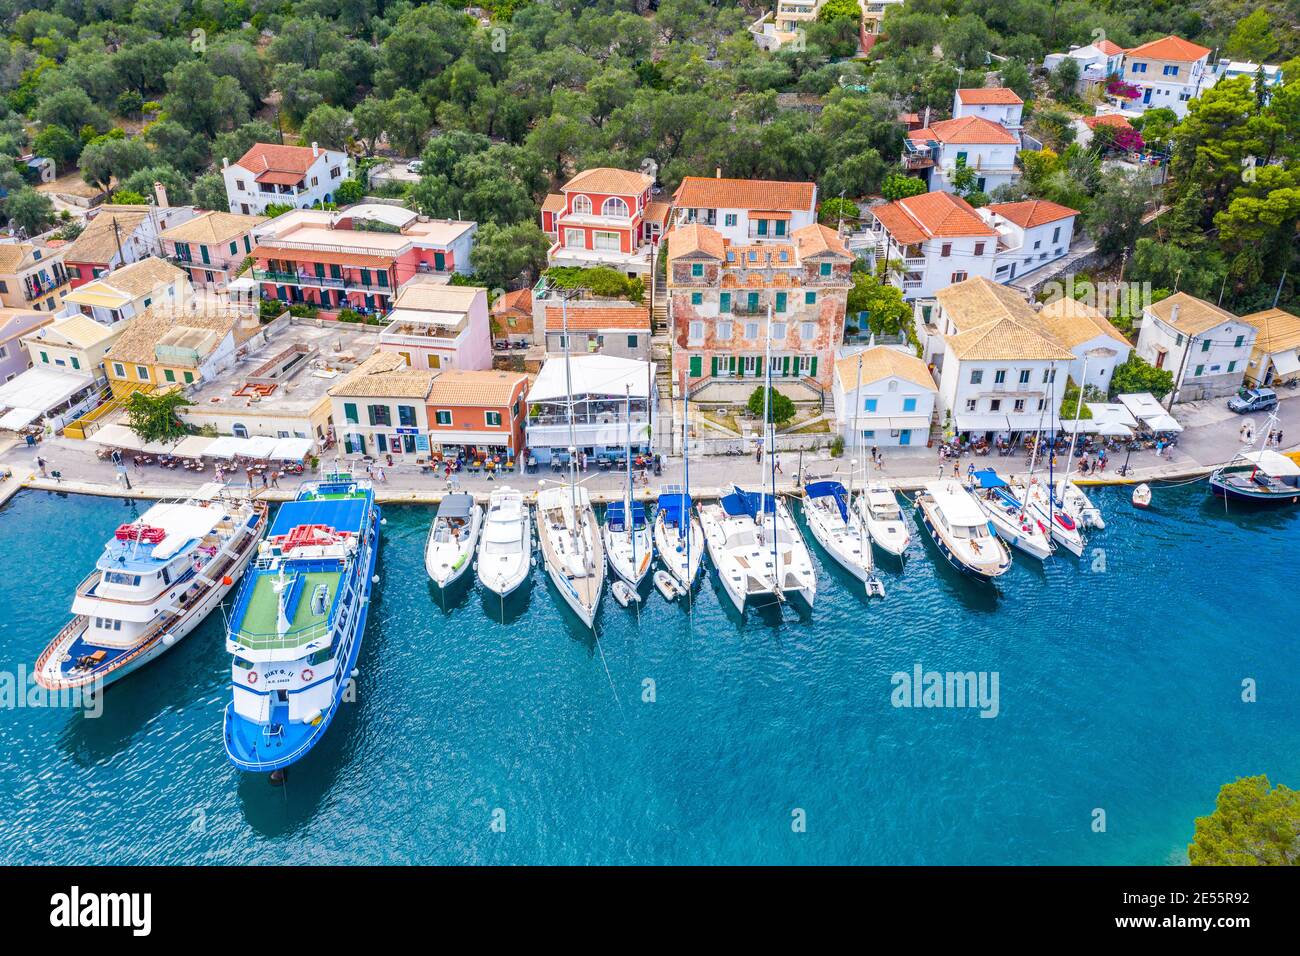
[406,160,423,173]
[1228,387,1278,414]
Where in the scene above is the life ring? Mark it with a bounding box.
[247,671,258,684]
[302,668,314,682]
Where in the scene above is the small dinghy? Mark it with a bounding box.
[1132,483,1152,508]
[654,569,683,602]
[611,580,641,608]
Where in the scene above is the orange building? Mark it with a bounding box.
[424,369,530,458]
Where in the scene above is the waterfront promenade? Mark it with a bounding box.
[3,393,1297,505]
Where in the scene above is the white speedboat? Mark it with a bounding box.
[476,486,531,598]
[1012,477,1085,557]
[1132,483,1152,508]
[700,487,816,612]
[802,480,880,590]
[855,481,911,558]
[36,488,267,691]
[967,469,1053,561]
[603,498,653,586]
[653,486,703,591]
[915,479,1012,580]
[537,485,604,628]
[1057,478,1105,529]
[424,493,482,588]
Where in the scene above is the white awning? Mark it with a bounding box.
[1240,450,1300,476]
[269,437,313,460]
[0,366,93,419]
[205,435,279,458]
[527,355,655,403]
[91,422,189,454]
[1085,402,1140,428]
[954,413,1060,432]
[0,406,41,430]
[172,435,215,457]
[1271,349,1300,377]
[1144,413,1183,433]
[1118,392,1182,431]
[860,415,931,430]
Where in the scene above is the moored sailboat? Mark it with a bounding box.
[803,479,880,590]
[967,468,1054,561]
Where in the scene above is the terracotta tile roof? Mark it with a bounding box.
[1096,39,1126,56]
[493,288,532,316]
[83,257,187,300]
[544,305,650,332]
[541,193,565,213]
[909,115,1019,145]
[1037,297,1130,349]
[426,369,528,407]
[724,243,798,268]
[233,143,320,176]
[1146,292,1239,336]
[872,192,996,244]
[63,209,150,264]
[956,87,1023,105]
[563,167,653,196]
[834,346,936,392]
[161,211,266,245]
[253,245,395,268]
[25,314,115,349]
[672,177,816,211]
[1083,114,1135,130]
[0,241,59,275]
[792,222,850,258]
[644,200,671,225]
[1239,308,1300,354]
[985,200,1080,229]
[1125,35,1211,62]
[938,277,1073,361]
[666,223,726,260]
[328,350,435,399]
[105,303,256,366]
[392,282,483,312]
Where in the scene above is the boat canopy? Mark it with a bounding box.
[656,487,693,526]
[804,480,849,520]
[969,468,1008,489]
[438,493,475,519]
[606,500,647,530]
[721,487,776,518]
[1240,449,1300,477]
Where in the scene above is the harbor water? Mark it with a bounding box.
[1,484,1296,864]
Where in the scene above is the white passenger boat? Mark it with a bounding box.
[915,479,1012,580]
[424,493,482,588]
[967,468,1054,561]
[537,484,604,628]
[653,486,703,592]
[700,486,816,612]
[35,487,267,691]
[802,480,881,591]
[476,486,531,598]
[855,481,911,558]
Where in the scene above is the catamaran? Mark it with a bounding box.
[654,486,703,592]
[223,475,380,775]
[476,486,531,597]
[967,468,1053,561]
[803,480,881,591]
[603,387,653,587]
[424,493,482,588]
[915,479,1012,580]
[35,487,267,691]
[699,486,816,612]
[537,484,604,627]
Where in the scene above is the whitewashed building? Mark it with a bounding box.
[1135,292,1256,402]
[904,116,1021,195]
[669,176,817,245]
[1036,297,1132,392]
[832,346,937,448]
[222,142,352,215]
[982,200,1079,284]
[952,88,1024,134]
[1112,35,1213,118]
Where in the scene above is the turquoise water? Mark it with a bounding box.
[1,485,1296,865]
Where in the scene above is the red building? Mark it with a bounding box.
[540,168,668,278]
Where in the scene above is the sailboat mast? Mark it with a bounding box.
[681,379,690,558]
[625,384,634,569]
[763,303,778,584]
[561,293,583,565]
[853,353,864,554]
[1061,354,1088,491]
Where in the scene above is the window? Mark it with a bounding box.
[861,430,875,440]
[723,214,737,226]
[863,398,878,412]
[800,322,816,340]
[688,355,702,378]
[183,371,193,383]
[965,398,977,412]
[719,292,731,313]
[1051,227,1061,244]
[626,335,638,349]
[435,410,452,425]
[744,322,760,339]
[485,411,502,427]
[1227,360,1237,373]
[164,369,175,383]
[941,243,952,258]
[112,362,125,378]
[398,405,416,427]
[974,243,984,256]
[691,292,703,305]
[1175,333,1184,347]
[38,350,48,363]
[902,397,917,412]
[1018,369,1030,384]
[956,151,968,166]
[819,262,831,276]
[70,357,80,370]
[1201,339,1211,352]
[771,322,786,340]
[1194,364,1204,377]
[805,291,816,305]
[994,369,1006,384]
[989,399,1001,412]
[563,228,585,249]
[951,271,967,283]
[970,369,983,385]
[688,321,704,343]
[367,404,391,426]
[775,292,787,313]
[1014,399,1025,412]
[592,231,620,251]
[601,197,629,217]
[342,403,359,424]
[1162,65,1179,77]
[135,365,149,381]
[1131,62,1147,73]
[1234,334,1244,348]
[572,195,592,215]
[716,321,732,340]
[1042,368,1056,383]
[691,263,703,277]
[235,179,246,191]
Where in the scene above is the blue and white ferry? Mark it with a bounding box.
[223,475,380,774]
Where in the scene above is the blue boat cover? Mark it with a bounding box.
[270,496,369,537]
[804,480,849,521]
[721,487,776,518]
[970,468,1009,489]
[606,500,646,531]
[656,488,693,527]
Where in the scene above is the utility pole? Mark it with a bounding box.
[1272,267,1289,309]
[111,218,124,269]
[1167,332,1195,411]
[1117,247,1128,285]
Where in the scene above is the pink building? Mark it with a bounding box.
[379,279,494,372]
[540,168,669,278]
[250,204,477,320]
[160,211,266,290]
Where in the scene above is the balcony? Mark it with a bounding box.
[252,268,391,294]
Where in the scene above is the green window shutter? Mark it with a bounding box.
[728,356,736,374]
[692,355,704,377]
[70,356,80,369]
[377,271,389,287]
[434,252,446,270]
[775,220,786,236]
[164,369,175,382]
[691,292,702,305]
[775,292,787,313]
[809,356,818,378]
[782,356,791,376]
[747,292,759,310]
[719,292,731,313]
[315,263,326,278]
[330,264,342,278]
[344,402,358,424]
[805,292,816,304]
[360,268,371,286]
[200,245,210,264]
[754,356,762,377]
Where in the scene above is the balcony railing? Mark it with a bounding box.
[252,269,390,293]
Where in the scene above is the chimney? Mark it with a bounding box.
[715,167,721,178]
[153,182,169,208]
[922,106,931,128]
[312,141,320,157]
[222,157,229,169]
[1170,303,1180,327]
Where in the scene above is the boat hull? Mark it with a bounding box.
[477,511,531,598]
[916,500,1008,581]
[652,514,703,591]
[603,526,653,587]
[425,507,482,588]
[224,503,381,774]
[36,506,266,692]
[1209,477,1300,506]
[804,500,873,583]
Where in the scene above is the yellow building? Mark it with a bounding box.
[63,257,190,327]
[103,302,264,398]
[1240,308,1300,386]
[21,314,123,385]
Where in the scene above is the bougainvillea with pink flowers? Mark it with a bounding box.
[1112,126,1145,152]
[1106,79,1142,100]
